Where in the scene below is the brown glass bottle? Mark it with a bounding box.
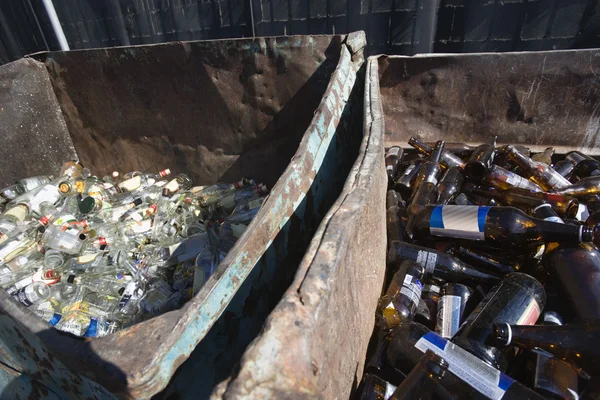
[383,322,546,400]
[464,136,497,180]
[407,182,438,218]
[451,273,546,371]
[412,140,445,191]
[437,167,464,205]
[510,348,579,400]
[454,246,517,275]
[408,137,465,169]
[566,150,600,178]
[493,320,600,376]
[549,175,600,198]
[553,159,576,178]
[377,260,424,330]
[387,241,500,284]
[483,165,543,192]
[468,186,579,218]
[356,373,397,400]
[426,142,476,158]
[435,283,471,339]
[415,280,442,330]
[542,243,600,320]
[504,145,571,190]
[386,146,404,182]
[386,190,406,244]
[388,351,450,400]
[411,205,595,249]
[393,160,423,197]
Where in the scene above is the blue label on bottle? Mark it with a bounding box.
[416,330,515,400]
[422,331,448,350]
[429,206,490,241]
[83,317,98,338]
[49,313,62,326]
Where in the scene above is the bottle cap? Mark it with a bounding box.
[39,216,50,226]
[79,233,87,241]
[159,169,171,177]
[132,198,143,207]
[58,182,72,194]
[78,197,97,214]
[162,188,171,197]
[67,275,76,284]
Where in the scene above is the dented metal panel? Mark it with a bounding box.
[0,32,367,399]
[212,50,386,399]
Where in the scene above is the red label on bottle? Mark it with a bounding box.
[516,299,541,325]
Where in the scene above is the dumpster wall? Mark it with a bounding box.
[378,50,600,154]
[0,33,366,399]
[0,58,77,188]
[36,35,346,188]
[213,51,386,400]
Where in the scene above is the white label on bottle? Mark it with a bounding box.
[30,185,61,213]
[0,239,26,263]
[118,176,142,192]
[130,219,152,234]
[516,298,541,325]
[503,171,522,187]
[4,205,28,222]
[59,320,87,336]
[399,274,422,307]
[14,284,38,307]
[129,211,143,222]
[118,282,137,310]
[545,171,570,189]
[415,332,515,400]
[436,295,462,339]
[6,274,33,295]
[416,250,437,275]
[429,206,489,241]
[164,178,180,192]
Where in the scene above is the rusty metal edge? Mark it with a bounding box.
[211,54,385,399]
[115,32,367,398]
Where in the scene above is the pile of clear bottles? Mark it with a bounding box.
[0,161,268,338]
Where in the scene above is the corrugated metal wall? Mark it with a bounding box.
[1,0,600,65]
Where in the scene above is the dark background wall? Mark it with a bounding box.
[2,0,600,65]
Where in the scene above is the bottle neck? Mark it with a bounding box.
[533,218,587,243]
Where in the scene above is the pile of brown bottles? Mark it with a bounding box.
[357,138,600,400]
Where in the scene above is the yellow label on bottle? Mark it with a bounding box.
[75,181,86,193]
[77,253,100,264]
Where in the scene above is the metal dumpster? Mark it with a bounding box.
[215,49,600,399]
[0,32,366,399]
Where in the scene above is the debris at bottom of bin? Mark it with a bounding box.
[0,161,268,337]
